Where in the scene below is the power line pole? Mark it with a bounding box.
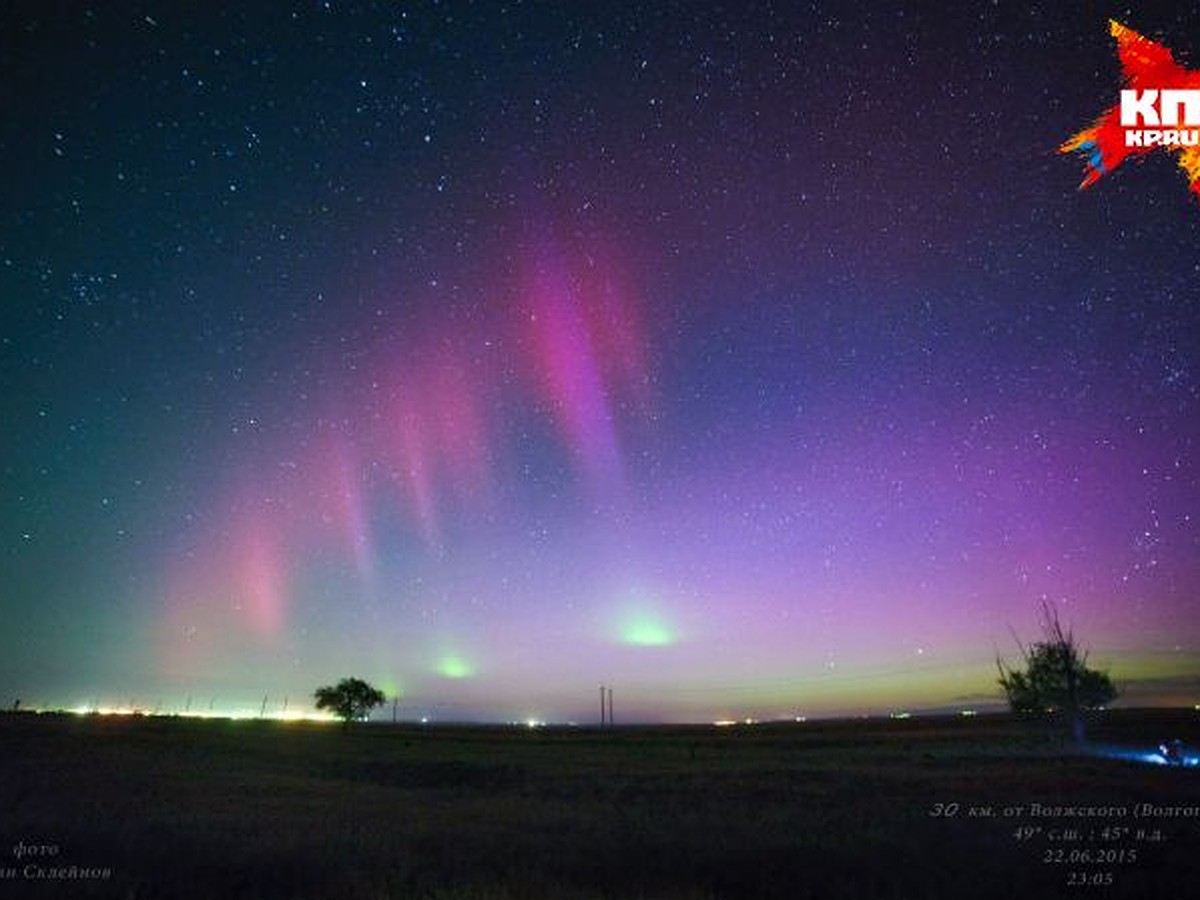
[600,685,606,726]
[607,687,614,727]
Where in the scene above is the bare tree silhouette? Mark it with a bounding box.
[997,602,1117,743]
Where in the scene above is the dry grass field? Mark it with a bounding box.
[1,709,1198,899]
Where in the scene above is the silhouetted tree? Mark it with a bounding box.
[997,603,1117,743]
[313,677,386,724]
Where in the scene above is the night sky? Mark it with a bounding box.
[3,1,1199,723]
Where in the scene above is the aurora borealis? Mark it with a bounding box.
[3,2,1199,723]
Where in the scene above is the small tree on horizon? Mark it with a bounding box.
[997,602,1117,743]
[314,677,386,725]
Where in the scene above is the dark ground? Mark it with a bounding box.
[1,708,1198,899]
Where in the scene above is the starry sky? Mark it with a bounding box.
[3,1,1199,723]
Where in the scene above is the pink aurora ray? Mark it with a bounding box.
[380,335,495,543]
[319,429,377,590]
[157,496,289,678]
[519,233,651,493]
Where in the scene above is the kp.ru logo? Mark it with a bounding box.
[1061,20,1200,204]
[1119,89,1199,146]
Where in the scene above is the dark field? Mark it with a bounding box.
[2,710,1199,899]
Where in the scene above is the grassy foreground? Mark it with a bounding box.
[1,709,1198,899]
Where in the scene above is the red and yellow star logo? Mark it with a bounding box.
[1061,21,1200,204]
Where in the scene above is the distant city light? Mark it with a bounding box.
[61,704,337,723]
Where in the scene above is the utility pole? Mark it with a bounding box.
[392,696,399,724]
[260,694,268,718]
[600,685,607,726]
[607,687,614,727]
